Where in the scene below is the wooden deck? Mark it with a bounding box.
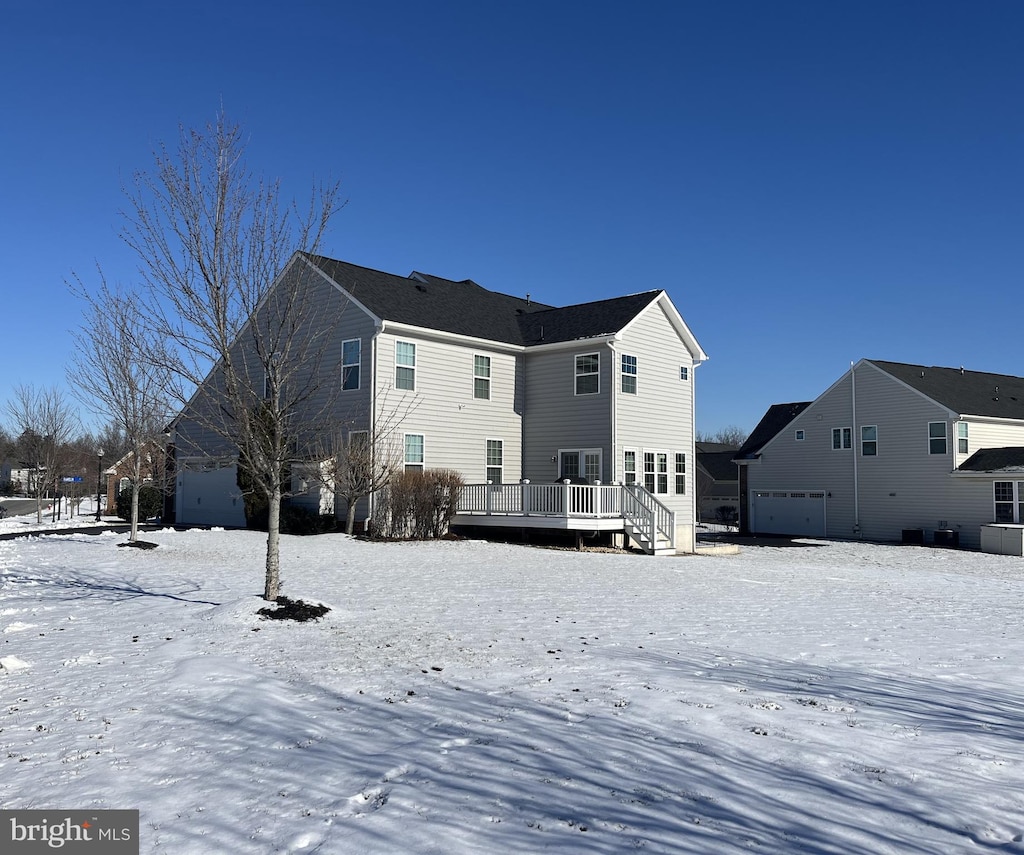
[453,481,678,554]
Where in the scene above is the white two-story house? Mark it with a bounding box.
[171,252,708,553]
[735,359,1024,549]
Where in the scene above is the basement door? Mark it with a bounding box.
[749,490,826,537]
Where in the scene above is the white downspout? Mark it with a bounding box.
[851,361,860,536]
[365,325,382,530]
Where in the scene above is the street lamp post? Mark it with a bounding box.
[95,449,104,522]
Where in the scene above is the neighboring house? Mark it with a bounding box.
[171,252,708,553]
[695,442,740,523]
[734,360,1024,549]
[104,440,170,518]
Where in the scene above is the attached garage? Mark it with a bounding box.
[749,490,826,537]
[177,461,247,528]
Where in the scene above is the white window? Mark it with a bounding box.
[643,451,669,494]
[679,366,689,381]
[861,425,877,456]
[404,434,424,471]
[621,354,637,394]
[575,353,599,395]
[623,449,637,485]
[474,355,491,400]
[928,422,947,455]
[832,427,852,450]
[486,439,503,483]
[342,339,361,391]
[795,429,805,441]
[994,481,1024,523]
[957,422,969,455]
[675,453,686,494]
[396,341,416,390]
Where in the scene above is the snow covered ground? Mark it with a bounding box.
[1,509,1023,853]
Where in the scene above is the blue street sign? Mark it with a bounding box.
[61,476,84,483]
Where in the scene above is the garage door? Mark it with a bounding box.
[177,463,247,528]
[750,490,826,537]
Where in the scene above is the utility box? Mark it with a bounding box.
[933,529,959,548]
[980,524,1024,556]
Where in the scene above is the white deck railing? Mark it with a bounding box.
[457,480,676,551]
[458,481,625,518]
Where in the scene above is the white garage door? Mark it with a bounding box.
[177,463,247,528]
[750,490,826,537]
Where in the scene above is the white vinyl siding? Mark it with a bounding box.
[377,332,523,484]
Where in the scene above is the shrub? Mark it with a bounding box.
[371,469,463,539]
[116,484,164,522]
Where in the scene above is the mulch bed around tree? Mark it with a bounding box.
[257,596,331,622]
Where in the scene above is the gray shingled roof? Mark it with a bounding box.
[869,360,1024,420]
[303,253,662,347]
[958,447,1024,473]
[734,402,812,460]
[698,449,740,481]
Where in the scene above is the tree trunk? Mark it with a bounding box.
[264,484,282,600]
[345,500,358,536]
[130,484,140,542]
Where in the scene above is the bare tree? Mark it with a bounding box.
[696,425,748,448]
[68,273,171,542]
[309,387,418,535]
[121,112,343,599]
[4,385,80,523]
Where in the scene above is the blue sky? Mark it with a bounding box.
[2,1,1021,437]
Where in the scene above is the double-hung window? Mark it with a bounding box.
[643,452,668,494]
[675,453,686,493]
[474,355,491,400]
[623,450,637,485]
[861,425,877,456]
[404,434,424,472]
[621,354,637,394]
[957,423,969,455]
[928,422,947,455]
[486,439,503,483]
[994,481,1024,523]
[831,427,852,450]
[396,341,416,390]
[575,353,599,395]
[342,339,361,391]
